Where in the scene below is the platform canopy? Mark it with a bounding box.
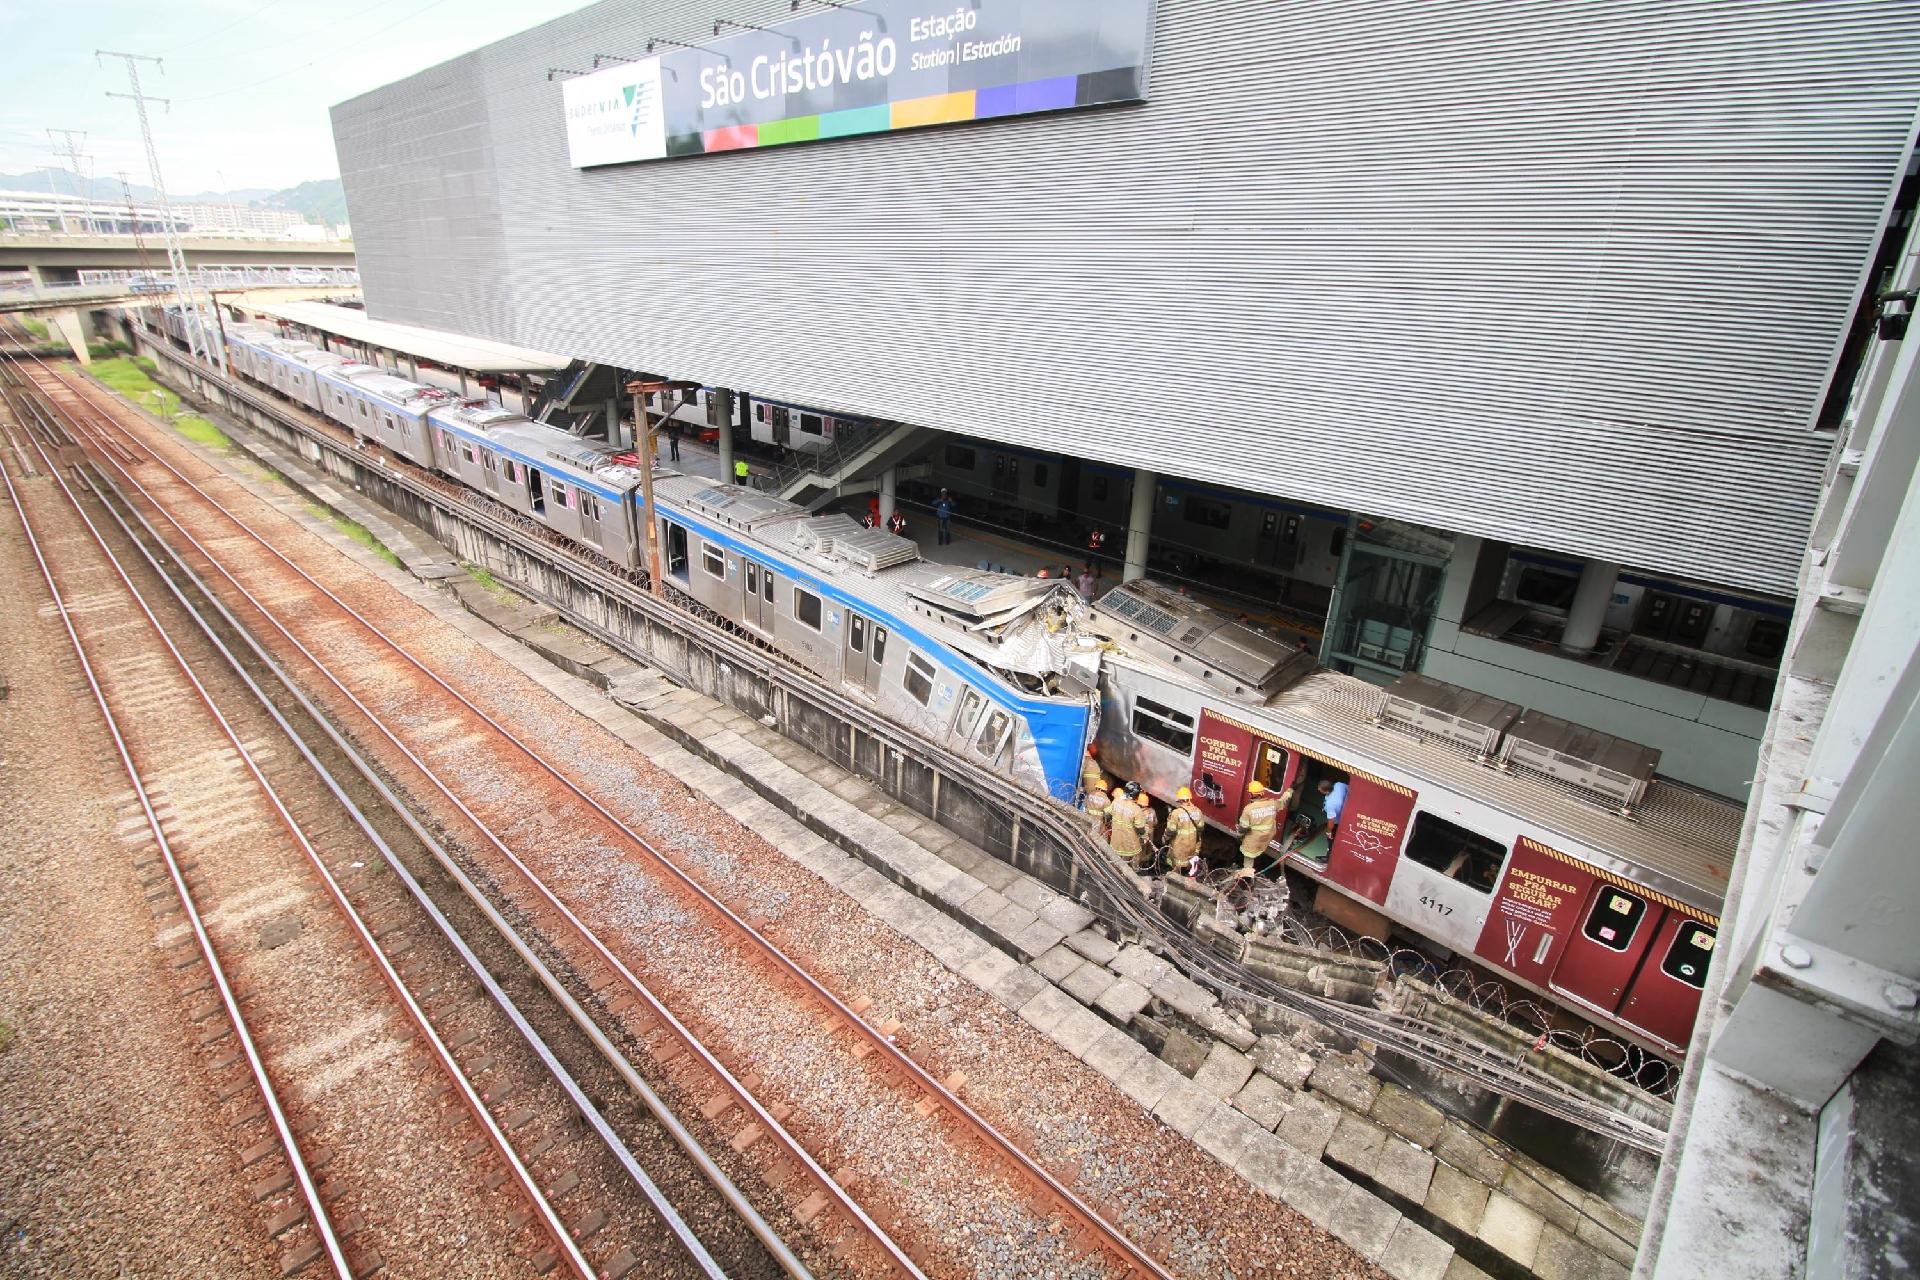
[243,299,568,375]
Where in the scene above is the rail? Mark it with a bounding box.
[132,335,1675,1154]
[4,349,768,1280]
[64,345,1181,1280]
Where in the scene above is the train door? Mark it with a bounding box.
[991,454,1019,499]
[1619,916,1716,1048]
[478,448,500,496]
[528,468,546,515]
[771,405,792,448]
[742,560,776,633]
[844,611,888,696]
[579,492,604,548]
[1550,883,1665,1015]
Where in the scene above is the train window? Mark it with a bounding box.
[800,414,824,435]
[1331,527,1348,557]
[954,688,987,742]
[872,626,888,665]
[903,653,936,706]
[462,444,479,464]
[756,404,769,423]
[1182,497,1232,530]
[702,542,727,580]
[1660,921,1715,989]
[1090,476,1110,502]
[1514,565,1579,612]
[794,588,823,630]
[977,709,1013,759]
[1032,463,1049,487]
[944,444,977,470]
[848,615,865,654]
[1403,813,1503,893]
[762,567,775,604]
[1131,697,1195,754]
[1581,887,1647,952]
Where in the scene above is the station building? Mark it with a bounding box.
[331,0,1920,800]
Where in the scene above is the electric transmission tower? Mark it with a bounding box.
[45,129,94,234]
[96,51,212,363]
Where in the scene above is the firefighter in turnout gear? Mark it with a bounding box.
[1167,786,1203,871]
[1080,744,1104,800]
[1085,779,1111,841]
[1108,785,1142,860]
[1236,780,1281,874]
[1134,791,1160,852]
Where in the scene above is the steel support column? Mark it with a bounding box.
[879,467,897,522]
[1559,560,1619,655]
[1123,467,1155,582]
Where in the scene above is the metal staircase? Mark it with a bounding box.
[762,419,935,509]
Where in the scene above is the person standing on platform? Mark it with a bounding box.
[1131,793,1165,901]
[666,416,682,462]
[1076,568,1097,600]
[1107,785,1141,861]
[1088,527,1107,557]
[734,457,750,486]
[1236,780,1280,875]
[867,494,882,528]
[935,490,954,545]
[887,509,907,537]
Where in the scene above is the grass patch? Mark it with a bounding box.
[19,317,47,339]
[0,1018,14,1055]
[463,563,521,604]
[89,357,232,451]
[304,502,402,568]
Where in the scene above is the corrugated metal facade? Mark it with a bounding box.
[333,0,1920,595]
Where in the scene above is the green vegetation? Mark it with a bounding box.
[463,563,521,604]
[19,317,47,339]
[305,502,402,568]
[89,357,232,451]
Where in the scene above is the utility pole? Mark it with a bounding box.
[120,173,157,279]
[97,50,212,365]
[45,130,92,234]
[625,378,701,598]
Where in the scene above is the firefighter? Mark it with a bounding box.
[1236,780,1281,874]
[1166,786,1203,873]
[1108,784,1142,860]
[1085,779,1111,841]
[1079,745,1104,799]
[1134,790,1160,850]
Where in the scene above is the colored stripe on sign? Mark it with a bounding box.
[819,104,892,139]
[891,91,976,130]
[757,115,820,147]
[703,124,758,152]
[976,75,1079,120]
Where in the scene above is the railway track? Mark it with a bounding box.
[9,352,1181,1277]
[1,355,800,1279]
[113,336,1683,1156]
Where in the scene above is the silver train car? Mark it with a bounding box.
[218,323,1096,799]
[642,385,876,458]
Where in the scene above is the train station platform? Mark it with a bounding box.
[238,299,568,379]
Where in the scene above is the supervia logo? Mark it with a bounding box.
[624,83,648,136]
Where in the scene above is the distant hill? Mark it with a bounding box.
[260,179,348,227]
[0,168,345,226]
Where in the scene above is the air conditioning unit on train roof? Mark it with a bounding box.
[1372,673,1521,762]
[1091,579,1315,701]
[791,513,918,575]
[1497,710,1661,816]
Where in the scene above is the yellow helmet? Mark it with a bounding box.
[1090,776,1106,792]
[1136,792,1152,807]
[1247,780,1267,796]
[1111,785,1127,800]
[1175,786,1192,802]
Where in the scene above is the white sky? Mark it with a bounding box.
[0,0,592,195]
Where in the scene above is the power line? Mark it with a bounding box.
[164,0,305,58]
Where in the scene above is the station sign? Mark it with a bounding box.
[562,0,1156,169]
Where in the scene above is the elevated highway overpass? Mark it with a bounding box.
[0,234,356,289]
